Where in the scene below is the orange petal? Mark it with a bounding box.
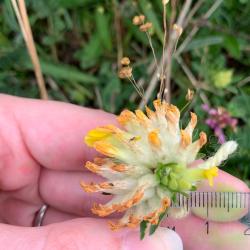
[165,104,180,124]
[92,203,116,217]
[145,106,156,119]
[80,181,99,193]
[199,131,207,147]
[81,181,113,193]
[110,164,126,172]
[143,197,171,224]
[115,189,144,212]
[153,99,162,110]
[180,130,191,148]
[109,215,141,231]
[93,157,108,165]
[85,161,100,173]
[93,141,118,157]
[99,182,114,189]
[190,112,197,129]
[117,109,136,126]
[135,109,149,126]
[148,130,161,147]
[127,215,141,228]
[108,221,126,231]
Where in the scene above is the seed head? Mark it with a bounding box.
[139,22,152,32]
[132,15,145,26]
[121,57,130,66]
[118,66,132,79]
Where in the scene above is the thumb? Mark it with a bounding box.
[0,218,183,250]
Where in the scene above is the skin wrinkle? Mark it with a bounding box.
[0,110,15,189]
[0,103,39,188]
[12,111,44,217]
[0,197,39,226]
[13,110,42,179]
[0,99,42,226]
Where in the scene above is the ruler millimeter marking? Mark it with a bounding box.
[166,191,250,236]
[170,191,250,210]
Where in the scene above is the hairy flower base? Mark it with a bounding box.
[82,99,237,234]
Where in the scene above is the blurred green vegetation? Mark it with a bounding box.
[0,0,249,184]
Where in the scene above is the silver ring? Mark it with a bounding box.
[33,204,48,227]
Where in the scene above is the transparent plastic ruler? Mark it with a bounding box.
[167,191,250,236]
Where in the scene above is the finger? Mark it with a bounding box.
[0,94,116,171]
[5,169,110,226]
[0,197,78,226]
[0,197,39,226]
[192,170,249,222]
[39,169,112,216]
[0,219,183,250]
[42,207,77,225]
[162,215,250,250]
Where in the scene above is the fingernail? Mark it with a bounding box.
[122,227,183,250]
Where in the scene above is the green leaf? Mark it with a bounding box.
[75,33,102,69]
[228,94,250,122]
[184,36,223,52]
[57,0,95,8]
[24,59,98,84]
[102,78,120,112]
[123,19,148,45]
[3,0,19,31]
[139,0,163,41]
[95,6,112,51]
[140,220,148,240]
[223,35,241,59]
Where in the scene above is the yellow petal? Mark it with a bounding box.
[203,166,218,186]
[85,127,112,146]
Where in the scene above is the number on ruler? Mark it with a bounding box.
[244,228,250,235]
[205,221,209,234]
[167,226,176,231]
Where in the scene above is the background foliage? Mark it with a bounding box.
[0,0,249,184]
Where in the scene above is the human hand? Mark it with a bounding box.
[0,94,182,250]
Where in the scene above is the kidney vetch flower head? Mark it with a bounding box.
[81,99,237,235]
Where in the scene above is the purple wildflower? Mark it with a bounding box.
[202,104,238,144]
